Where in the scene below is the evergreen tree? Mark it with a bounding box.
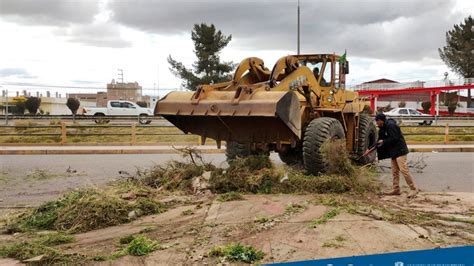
[24,97,41,115]
[168,23,234,91]
[66,97,81,122]
[66,97,80,115]
[439,16,474,107]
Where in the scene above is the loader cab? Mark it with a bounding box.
[297,54,347,90]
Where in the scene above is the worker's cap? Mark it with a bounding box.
[375,113,386,121]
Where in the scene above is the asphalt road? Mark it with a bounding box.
[0,152,472,207]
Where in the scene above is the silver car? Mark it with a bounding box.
[384,108,433,125]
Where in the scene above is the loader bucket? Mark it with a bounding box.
[155,90,302,144]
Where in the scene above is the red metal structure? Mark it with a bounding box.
[355,81,474,115]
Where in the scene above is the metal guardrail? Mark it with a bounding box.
[1,115,474,121]
[0,115,165,120]
[0,122,473,145]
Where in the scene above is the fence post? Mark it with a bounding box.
[444,123,449,144]
[60,122,67,145]
[131,124,137,145]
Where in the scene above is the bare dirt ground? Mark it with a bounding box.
[0,152,473,265]
[1,191,472,265]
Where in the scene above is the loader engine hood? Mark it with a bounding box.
[155,90,301,144]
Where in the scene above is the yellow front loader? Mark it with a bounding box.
[155,54,377,175]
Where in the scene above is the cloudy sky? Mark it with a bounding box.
[0,0,472,96]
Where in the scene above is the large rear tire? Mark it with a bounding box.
[355,115,377,165]
[303,117,345,175]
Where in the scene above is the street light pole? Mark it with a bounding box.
[297,0,300,55]
[4,89,8,125]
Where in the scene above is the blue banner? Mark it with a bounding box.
[268,246,474,266]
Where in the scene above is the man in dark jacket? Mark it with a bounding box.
[375,113,418,198]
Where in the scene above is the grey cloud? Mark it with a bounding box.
[0,0,99,25]
[108,0,459,61]
[0,68,36,79]
[65,23,132,48]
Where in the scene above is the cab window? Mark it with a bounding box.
[320,61,332,87]
[122,102,135,108]
[399,109,408,115]
[409,109,417,115]
[110,102,121,108]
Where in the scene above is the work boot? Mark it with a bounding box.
[382,189,401,196]
[407,189,419,198]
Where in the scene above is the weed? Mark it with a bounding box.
[139,226,156,233]
[322,241,344,248]
[206,223,218,228]
[93,255,107,261]
[285,203,307,215]
[209,155,279,193]
[311,207,341,227]
[26,168,57,180]
[447,216,474,225]
[217,192,244,202]
[119,235,135,245]
[0,233,79,263]
[36,233,75,246]
[137,160,214,192]
[8,187,165,233]
[320,139,356,176]
[210,151,380,195]
[181,209,194,216]
[114,235,161,257]
[254,216,270,223]
[209,243,265,263]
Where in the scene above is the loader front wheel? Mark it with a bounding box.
[355,114,377,165]
[225,141,269,161]
[303,117,345,175]
[278,148,303,166]
[225,141,251,161]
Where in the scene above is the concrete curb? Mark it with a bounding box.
[0,149,225,155]
[0,147,473,155]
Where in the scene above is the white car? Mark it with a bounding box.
[82,100,154,124]
[384,108,433,125]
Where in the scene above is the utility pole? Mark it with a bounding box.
[297,0,300,55]
[117,69,124,83]
[157,63,160,98]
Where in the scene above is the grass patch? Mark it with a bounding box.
[0,233,78,263]
[209,243,265,263]
[7,184,166,233]
[322,235,346,248]
[135,148,216,193]
[210,154,276,194]
[209,142,381,195]
[95,234,162,260]
[36,232,75,246]
[217,192,244,202]
[310,207,341,227]
[119,235,136,245]
[114,235,161,257]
